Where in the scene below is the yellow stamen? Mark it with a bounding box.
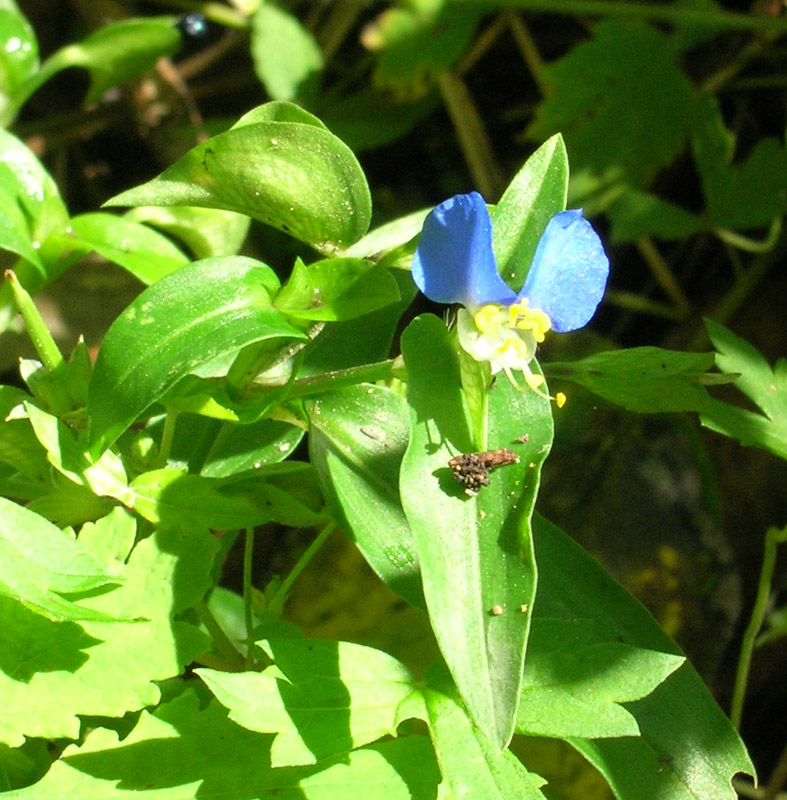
[474,304,507,334]
[555,392,567,408]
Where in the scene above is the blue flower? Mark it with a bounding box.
[412,191,609,390]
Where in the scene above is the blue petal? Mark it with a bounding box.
[412,192,516,308]
[519,210,609,333]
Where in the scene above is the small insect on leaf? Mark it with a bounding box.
[448,448,520,496]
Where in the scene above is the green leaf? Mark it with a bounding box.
[371,6,481,98]
[251,4,322,103]
[221,462,327,528]
[492,134,568,290]
[318,88,436,153]
[129,468,269,532]
[275,257,400,321]
[63,213,189,284]
[344,207,428,259]
[104,102,372,252]
[124,205,251,259]
[0,497,123,623]
[298,268,417,376]
[198,638,416,767]
[0,131,69,327]
[700,319,787,458]
[706,318,787,421]
[0,163,44,268]
[692,95,787,230]
[86,256,305,454]
[0,0,39,125]
[528,20,698,188]
[517,619,684,739]
[197,418,304,477]
[4,690,440,799]
[27,17,181,107]
[423,664,547,800]
[77,507,136,566]
[607,188,701,243]
[545,348,716,413]
[0,528,215,747]
[307,384,423,608]
[399,314,551,748]
[25,404,128,500]
[0,385,48,483]
[532,515,754,800]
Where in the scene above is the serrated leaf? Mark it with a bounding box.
[423,664,547,800]
[492,134,568,290]
[86,256,304,455]
[77,507,136,566]
[274,257,400,321]
[528,20,698,188]
[0,529,215,747]
[545,347,716,413]
[706,318,787,420]
[0,386,48,483]
[517,618,684,739]
[700,320,787,459]
[399,314,551,748]
[693,95,787,229]
[129,468,268,532]
[104,102,372,252]
[198,638,416,767]
[25,404,128,500]
[532,514,754,800]
[4,690,440,799]
[0,497,123,623]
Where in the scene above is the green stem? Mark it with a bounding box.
[436,70,505,201]
[5,270,64,372]
[636,237,691,316]
[730,525,787,729]
[453,0,787,33]
[268,522,336,614]
[156,408,179,468]
[243,527,255,668]
[286,357,406,399]
[195,601,246,672]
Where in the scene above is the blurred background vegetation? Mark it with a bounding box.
[3,1,787,795]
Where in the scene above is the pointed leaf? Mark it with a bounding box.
[0,529,215,746]
[275,257,399,321]
[532,514,754,800]
[492,134,568,290]
[4,690,440,799]
[400,314,551,748]
[517,619,684,739]
[198,639,416,767]
[105,103,372,251]
[307,384,423,608]
[86,256,305,454]
[0,497,123,623]
[423,665,547,800]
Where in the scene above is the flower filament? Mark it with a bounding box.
[457,299,552,391]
